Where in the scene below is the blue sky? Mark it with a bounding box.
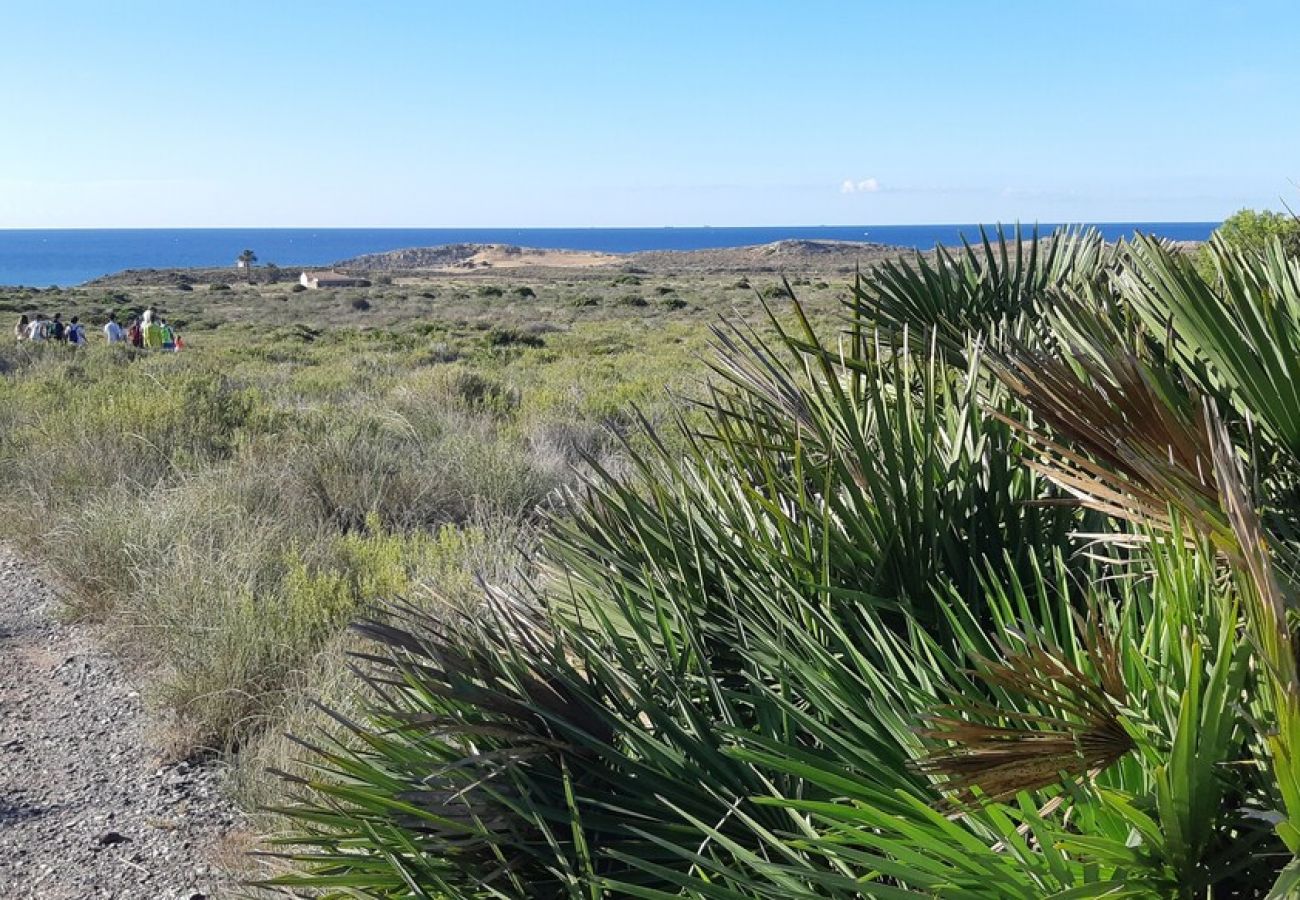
[1,1,1295,227]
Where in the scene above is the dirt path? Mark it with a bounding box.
[0,545,243,898]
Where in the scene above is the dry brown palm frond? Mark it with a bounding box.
[984,298,1235,551]
[913,633,1133,809]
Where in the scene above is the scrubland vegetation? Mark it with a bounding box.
[7,221,1300,897]
[0,269,843,809]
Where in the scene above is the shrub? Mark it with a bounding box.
[477,285,504,298]
[1216,207,1300,255]
[514,286,536,298]
[350,297,371,311]
[616,294,648,307]
[412,342,460,365]
[290,283,306,293]
[1193,207,1300,279]
[486,326,545,348]
[209,283,230,292]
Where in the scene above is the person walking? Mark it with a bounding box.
[26,314,47,342]
[126,317,143,348]
[14,314,28,343]
[144,316,164,350]
[104,313,125,344]
[48,313,65,342]
[66,316,86,346]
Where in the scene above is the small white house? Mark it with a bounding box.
[299,270,371,289]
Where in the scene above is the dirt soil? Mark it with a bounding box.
[0,545,244,899]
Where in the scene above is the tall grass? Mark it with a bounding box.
[0,330,649,774]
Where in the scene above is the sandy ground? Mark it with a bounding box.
[462,247,619,269]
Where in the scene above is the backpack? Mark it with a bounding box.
[127,323,142,346]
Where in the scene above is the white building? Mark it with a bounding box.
[299,270,371,289]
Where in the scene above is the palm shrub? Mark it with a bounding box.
[262,231,1300,897]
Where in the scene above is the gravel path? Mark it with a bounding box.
[0,545,243,898]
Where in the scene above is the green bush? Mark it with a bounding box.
[1193,207,1300,279]
[1216,207,1300,255]
[487,326,545,348]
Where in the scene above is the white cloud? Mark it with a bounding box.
[840,177,880,194]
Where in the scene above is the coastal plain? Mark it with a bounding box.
[0,240,905,884]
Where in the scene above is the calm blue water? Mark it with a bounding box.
[0,224,1219,287]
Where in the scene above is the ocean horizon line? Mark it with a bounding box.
[1,222,1221,287]
[0,220,1219,232]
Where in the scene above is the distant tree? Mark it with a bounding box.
[1194,207,1300,280]
[1215,208,1300,256]
[237,249,258,269]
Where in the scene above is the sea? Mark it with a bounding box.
[0,223,1219,288]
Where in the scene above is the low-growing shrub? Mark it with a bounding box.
[487,326,545,348]
[350,297,371,311]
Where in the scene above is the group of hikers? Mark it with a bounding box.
[14,308,183,351]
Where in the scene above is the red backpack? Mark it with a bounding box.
[127,322,142,347]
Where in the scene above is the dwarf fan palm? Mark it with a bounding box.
[263,231,1300,898]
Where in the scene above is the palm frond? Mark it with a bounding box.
[914,633,1133,808]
